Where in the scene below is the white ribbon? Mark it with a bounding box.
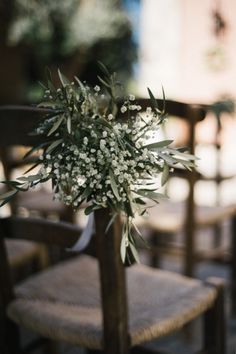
[68,212,95,252]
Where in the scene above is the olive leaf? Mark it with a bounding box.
[109,170,121,201]
[47,116,64,136]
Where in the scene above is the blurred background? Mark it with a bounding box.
[1,0,236,103]
[1,1,236,352]
[1,0,236,249]
[1,0,236,247]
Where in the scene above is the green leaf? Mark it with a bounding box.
[147,88,161,113]
[109,170,121,201]
[0,191,19,207]
[131,221,142,237]
[143,139,173,150]
[175,160,195,170]
[129,242,140,263]
[120,234,127,263]
[74,76,85,92]
[17,174,41,182]
[24,162,41,175]
[37,101,61,109]
[97,75,111,88]
[38,81,47,90]
[133,197,146,205]
[136,189,166,201]
[98,61,110,77]
[58,69,69,87]
[81,186,93,200]
[159,152,177,165]
[96,117,112,129]
[1,180,20,187]
[47,116,64,136]
[45,67,56,93]
[67,116,71,134]
[23,142,48,159]
[84,204,101,215]
[46,139,63,153]
[167,148,197,160]
[161,85,166,114]
[105,213,117,233]
[0,190,18,200]
[161,163,169,186]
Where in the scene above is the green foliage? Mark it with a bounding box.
[0,66,196,264]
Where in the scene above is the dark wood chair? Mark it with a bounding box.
[0,105,75,279]
[0,211,225,354]
[0,105,74,222]
[131,99,236,312]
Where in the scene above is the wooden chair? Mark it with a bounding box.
[0,105,74,222]
[197,100,236,247]
[0,105,75,280]
[131,99,236,312]
[0,211,225,354]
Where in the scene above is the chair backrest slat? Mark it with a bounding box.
[118,98,205,122]
[0,217,81,248]
[0,106,54,146]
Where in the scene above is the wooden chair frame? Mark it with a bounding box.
[124,99,204,276]
[0,105,73,222]
[0,211,226,354]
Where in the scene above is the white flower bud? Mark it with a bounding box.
[129,94,135,101]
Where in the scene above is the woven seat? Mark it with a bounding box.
[0,216,226,354]
[5,239,44,269]
[136,201,236,233]
[8,255,216,349]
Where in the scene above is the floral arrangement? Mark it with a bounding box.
[0,64,195,263]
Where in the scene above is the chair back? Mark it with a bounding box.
[0,106,53,181]
[0,106,53,147]
[130,98,206,276]
[0,106,75,222]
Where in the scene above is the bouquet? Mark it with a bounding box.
[0,64,196,263]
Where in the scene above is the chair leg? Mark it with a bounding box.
[213,224,222,248]
[202,278,225,354]
[0,317,21,354]
[43,339,59,354]
[231,214,236,317]
[150,231,161,268]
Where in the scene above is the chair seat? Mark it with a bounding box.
[135,201,236,233]
[8,255,216,349]
[6,239,43,269]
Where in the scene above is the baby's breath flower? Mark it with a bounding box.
[2,69,196,265]
[129,94,135,101]
[94,85,100,92]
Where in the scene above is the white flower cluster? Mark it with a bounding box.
[0,69,195,263]
[40,90,164,214]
